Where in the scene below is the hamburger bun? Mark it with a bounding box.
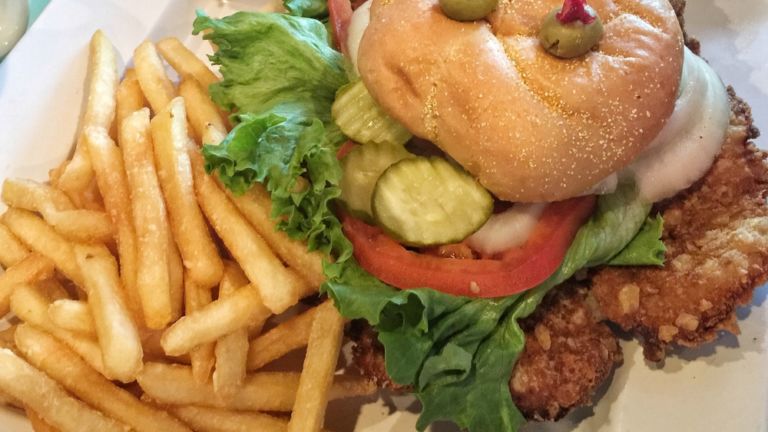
[357,0,684,202]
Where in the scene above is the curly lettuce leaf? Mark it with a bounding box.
[193,11,346,127]
[609,214,666,266]
[325,182,653,432]
[194,11,351,260]
[284,0,328,19]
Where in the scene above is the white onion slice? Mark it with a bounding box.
[467,203,546,256]
[346,0,372,74]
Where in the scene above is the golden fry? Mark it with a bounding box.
[25,407,60,432]
[178,78,227,145]
[120,109,173,328]
[12,284,107,376]
[0,221,30,268]
[15,324,192,432]
[157,37,219,89]
[0,253,54,317]
[212,264,250,399]
[116,68,147,138]
[48,299,96,337]
[246,305,321,371]
[184,277,215,383]
[161,283,267,356]
[0,348,128,432]
[190,150,309,313]
[167,229,185,322]
[84,126,142,323]
[151,97,223,288]
[134,40,176,113]
[58,30,119,196]
[168,405,289,432]
[137,363,375,411]
[288,301,346,432]
[2,178,113,243]
[74,244,142,382]
[1,209,83,288]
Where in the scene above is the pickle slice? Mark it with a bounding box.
[332,79,412,146]
[340,142,413,221]
[372,157,493,246]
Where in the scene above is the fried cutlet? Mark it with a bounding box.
[348,283,622,421]
[590,90,768,362]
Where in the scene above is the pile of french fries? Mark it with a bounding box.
[0,30,373,432]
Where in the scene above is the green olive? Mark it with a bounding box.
[539,6,604,59]
[439,0,499,22]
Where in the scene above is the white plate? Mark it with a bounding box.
[0,1,767,431]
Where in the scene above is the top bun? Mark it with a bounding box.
[357,0,684,202]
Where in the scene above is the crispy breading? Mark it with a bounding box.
[510,284,621,421]
[591,90,768,361]
[348,284,622,421]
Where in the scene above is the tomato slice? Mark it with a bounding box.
[328,0,353,55]
[342,196,596,298]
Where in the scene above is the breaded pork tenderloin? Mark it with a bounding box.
[591,90,768,362]
[510,284,621,421]
[348,283,622,421]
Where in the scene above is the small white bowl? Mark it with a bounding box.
[0,0,29,59]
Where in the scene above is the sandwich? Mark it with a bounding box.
[194,0,768,430]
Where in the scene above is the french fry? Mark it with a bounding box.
[137,362,375,411]
[0,348,128,432]
[167,230,184,321]
[161,283,267,356]
[2,178,113,243]
[185,277,215,383]
[168,405,289,432]
[0,221,30,268]
[190,150,309,313]
[0,253,55,317]
[219,261,261,339]
[288,301,346,432]
[152,97,223,288]
[116,68,147,138]
[134,40,176,113]
[228,184,326,289]
[120,109,173,328]
[247,305,320,371]
[157,37,219,90]
[1,209,83,288]
[48,299,96,337]
[84,126,142,323]
[2,178,74,211]
[15,324,193,432]
[0,388,21,408]
[57,30,119,197]
[212,264,250,398]
[140,327,190,364]
[11,284,107,378]
[178,78,227,145]
[74,244,142,382]
[25,407,60,432]
[219,261,249,291]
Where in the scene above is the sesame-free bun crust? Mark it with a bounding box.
[357,0,684,202]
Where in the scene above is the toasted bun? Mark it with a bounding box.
[358,0,684,202]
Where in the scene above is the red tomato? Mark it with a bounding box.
[342,196,596,298]
[328,0,353,55]
[337,140,357,159]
